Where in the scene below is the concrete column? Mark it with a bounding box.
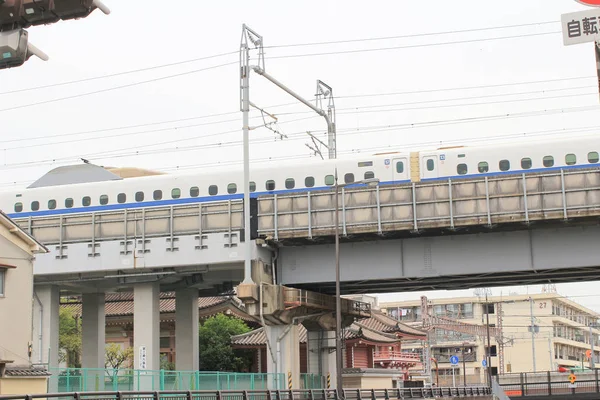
[175,289,199,384]
[82,293,105,369]
[33,285,60,393]
[264,324,300,390]
[133,283,160,389]
[306,330,337,389]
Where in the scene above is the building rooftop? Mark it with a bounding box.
[0,210,47,254]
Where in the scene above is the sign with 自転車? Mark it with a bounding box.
[562,8,600,45]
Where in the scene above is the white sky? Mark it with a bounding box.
[2,1,600,309]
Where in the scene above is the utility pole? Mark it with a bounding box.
[590,324,596,370]
[548,337,553,370]
[461,344,467,386]
[485,293,493,386]
[529,297,537,372]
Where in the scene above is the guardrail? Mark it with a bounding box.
[497,370,600,397]
[0,387,493,400]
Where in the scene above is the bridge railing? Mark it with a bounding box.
[257,168,600,241]
[497,370,600,397]
[0,387,493,400]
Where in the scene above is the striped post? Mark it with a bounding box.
[327,373,331,389]
[288,371,292,390]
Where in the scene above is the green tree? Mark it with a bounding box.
[105,343,134,383]
[198,314,253,372]
[59,307,81,368]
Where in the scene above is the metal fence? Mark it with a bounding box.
[497,370,600,397]
[48,369,325,392]
[0,387,493,400]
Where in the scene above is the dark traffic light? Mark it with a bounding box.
[0,0,109,30]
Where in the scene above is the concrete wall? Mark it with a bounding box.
[0,377,48,395]
[0,234,33,364]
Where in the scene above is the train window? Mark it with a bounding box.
[285,178,295,189]
[396,161,404,174]
[82,197,91,207]
[65,198,74,208]
[358,161,373,167]
[344,173,354,184]
[135,192,144,202]
[48,199,57,210]
[565,154,577,165]
[521,158,532,170]
[117,193,126,204]
[249,182,256,192]
[171,188,181,199]
[478,162,489,173]
[364,171,375,180]
[266,180,276,191]
[99,195,109,205]
[14,202,22,212]
[305,177,315,187]
[190,187,199,197]
[228,183,237,194]
[325,175,335,186]
[31,201,39,211]
[457,164,468,175]
[588,151,599,163]
[499,160,510,171]
[209,185,218,196]
[543,156,554,168]
[153,190,162,201]
[426,159,434,171]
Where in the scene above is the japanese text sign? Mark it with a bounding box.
[562,8,600,45]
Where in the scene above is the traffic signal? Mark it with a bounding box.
[53,0,110,21]
[0,28,48,70]
[0,0,109,30]
[21,0,60,26]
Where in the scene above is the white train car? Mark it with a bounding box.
[1,134,600,220]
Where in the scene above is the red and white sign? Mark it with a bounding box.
[576,0,600,6]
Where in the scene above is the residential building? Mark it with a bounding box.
[0,211,49,394]
[380,292,600,384]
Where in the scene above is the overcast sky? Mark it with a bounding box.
[2,1,600,309]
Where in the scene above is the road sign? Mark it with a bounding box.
[587,349,593,359]
[138,345,147,370]
[569,373,577,384]
[562,8,600,45]
[482,359,488,367]
[450,355,459,365]
[576,0,600,6]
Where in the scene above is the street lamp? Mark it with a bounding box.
[334,167,379,396]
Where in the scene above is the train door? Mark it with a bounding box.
[422,155,438,179]
[392,157,409,182]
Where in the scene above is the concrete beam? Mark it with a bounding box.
[81,293,105,369]
[133,282,160,389]
[175,288,199,373]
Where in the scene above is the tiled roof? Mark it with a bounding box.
[61,294,257,322]
[346,323,399,344]
[5,367,50,377]
[358,312,426,338]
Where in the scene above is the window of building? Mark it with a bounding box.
[99,195,109,205]
[0,269,4,296]
[228,183,237,194]
[426,159,435,171]
[325,175,335,186]
[457,164,468,175]
[117,193,126,204]
[305,177,315,188]
[135,192,144,202]
[344,173,354,184]
[499,160,510,171]
[589,151,599,163]
[171,188,181,199]
[31,201,39,211]
[543,156,554,167]
[159,337,171,349]
[478,162,489,173]
[14,202,22,212]
[265,180,275,191]
[485,303,495,314]
[65,198,74,208]
[565,154,577,165]
[209,185,218,196]
[396,162,404,173]
[190,187,199,197]
[249,182,256,192]
[47,199,56,210]
[364,171,375,180]
[285,178,295,189]
[521,158,532,169]
[153,190,162,200]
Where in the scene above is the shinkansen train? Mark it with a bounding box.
[2,135,600,219]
